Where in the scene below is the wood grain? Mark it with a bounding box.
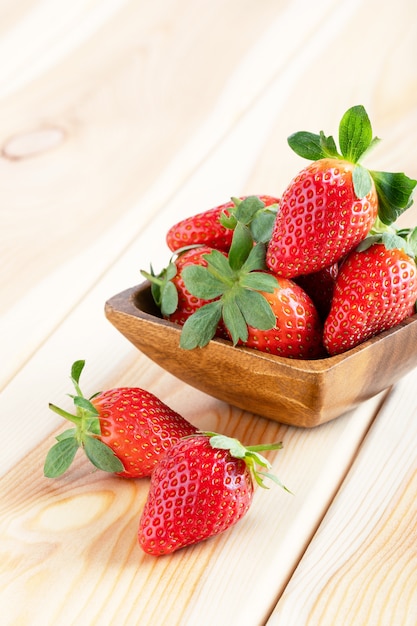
[1,0,417,624]
[105,282,417,427]
[268,366,417,626]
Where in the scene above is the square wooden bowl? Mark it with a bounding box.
[105,282,417,428]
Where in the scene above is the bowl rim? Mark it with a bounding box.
[107,280,417,373]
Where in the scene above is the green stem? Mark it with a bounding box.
[49,403,82,426]
[246,442,283,453]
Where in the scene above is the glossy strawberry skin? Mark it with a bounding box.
[323,244,417,356]
[138,435,253,555]
[294,262,339,322]
[237,279,324,359]
[166,195,279,253]
[266,159,378,278]
[91,388,197,478]
[167,245,227,339]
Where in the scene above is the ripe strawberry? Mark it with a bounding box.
[166,245,224,327]
[141,245,229,341]
[44,360,197,478]
[266,105,416,278]
[138,432,288,555]
[166,195,279,253]
[144,203,284,350]
[294,263,339,322]
[323,239,417,355]
[236,278,324,359]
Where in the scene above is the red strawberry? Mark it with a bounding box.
[44,360,197,478]
[294,262,339,322]
[138,432,288,555]
[323,241,417,355]
[235,278,324,358]
[142,246,229,340]
[266,105,416,278]
[166,195,279,253]
[167,246,223,327]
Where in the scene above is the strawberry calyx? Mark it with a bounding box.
[179,224,279,349]
[287,104,416,226]
[44,360,124,478]
[219,195,279,244]
[359,218,417,261]
[140,245,202,317]
[200,432,290,491]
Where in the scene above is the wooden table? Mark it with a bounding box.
[2,1,417,624]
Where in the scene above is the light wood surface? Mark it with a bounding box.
[1,1,417,625]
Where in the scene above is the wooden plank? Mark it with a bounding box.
[0,288,386,624]
[1,0,417,624]
[267,367,417,626]
[1,0,357,388]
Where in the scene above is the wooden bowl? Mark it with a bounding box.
[105,282,417,428]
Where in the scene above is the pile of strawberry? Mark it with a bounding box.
[44,361,288,556]
[143,105,417,357]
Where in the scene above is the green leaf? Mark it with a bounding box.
[160,280,178,316]
[222,298,248,344]
[352,165,373,199]
[240,242,267,273]
[150,280,162,307]
[240,271,279,293]
[338,104,373,163]
[228,222,254,271]
[209,435,247,458]
[220,213,237,229]
[370,170,417,225]
[287,131,326,160]
[204,249,235,281]
[405,227,417,259]
[250,209,278,243]
[165,262,177,281]
[84,415,101,435]
[181,264,226,299]
[355,235,381,252]
[44,437,80,478]
[319,132,339,157]
[379,232,413,253]
[73,395,99,416]
[234,196,265,225]
[83,436,125,473]
[236,289,276,330]
[179,301,223,349]
[55,428,77,441]
[71,360,85,386]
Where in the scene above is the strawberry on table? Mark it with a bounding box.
[266,105,416,278]
[166,195,279,253]
[44,360,197,479]
[138,432,289,555]
[323,233,417,355]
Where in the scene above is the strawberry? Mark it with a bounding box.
[168,246,219,327]
[294,263,339,322]
[144,197,285,350]
[138,432,288,555]
[266,105,416,278]
[166,195,279,253]
[44,360,197,478]
[323,235,417,355]
[141,245,228,340]
[235,278,324,359]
